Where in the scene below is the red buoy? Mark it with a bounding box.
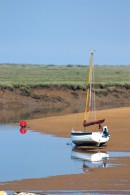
[20,128,27,134]
[20,120,27,128]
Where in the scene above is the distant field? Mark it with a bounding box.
[0,64,130,87]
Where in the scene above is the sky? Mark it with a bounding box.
[0,0,130,65]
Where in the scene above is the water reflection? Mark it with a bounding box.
[71,147,109,171]
[19,128,27,134]
[0,102,127,124]
[0,125,130,183]
[0,106,66,123]
[0,125,71,182]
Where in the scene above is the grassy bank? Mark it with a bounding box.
[0,64,130,88]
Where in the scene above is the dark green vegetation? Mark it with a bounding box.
[0,64,130,89]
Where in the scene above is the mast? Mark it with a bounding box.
[83,51,94,125]
[83,51,105,129]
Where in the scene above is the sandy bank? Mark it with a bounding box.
[27,107,130,151]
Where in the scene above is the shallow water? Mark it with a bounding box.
[0,103,128,124]
[4,190,130,195]
[0,125,130,183]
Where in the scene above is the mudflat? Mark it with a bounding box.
[1,107,130,193]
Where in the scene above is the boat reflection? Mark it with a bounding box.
[71,147,109,171]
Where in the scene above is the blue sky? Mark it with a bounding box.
[0,0,130,65]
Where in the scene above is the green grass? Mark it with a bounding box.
[0,64,130,87]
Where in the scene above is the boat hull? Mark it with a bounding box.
[71,131,109,146]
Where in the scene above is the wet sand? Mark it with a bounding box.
[1,107,130,193]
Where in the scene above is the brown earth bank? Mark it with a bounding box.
[0,85,130,123]
[1,107,130,193]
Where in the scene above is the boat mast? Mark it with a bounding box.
[83,51,94,130]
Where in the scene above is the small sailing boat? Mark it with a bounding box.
[71,51,110,146]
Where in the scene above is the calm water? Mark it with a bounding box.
[0,124,130,183]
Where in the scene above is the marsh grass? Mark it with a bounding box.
[0,64,130,88]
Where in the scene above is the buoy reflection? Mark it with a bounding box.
[20,128,27,134]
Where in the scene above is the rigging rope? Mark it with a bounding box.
[72,92,83,130]
[92,63,97,120]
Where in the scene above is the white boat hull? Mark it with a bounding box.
[71,129,110,146]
